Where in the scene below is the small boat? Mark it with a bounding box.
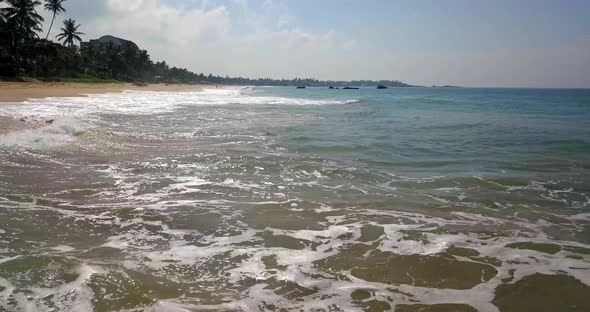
[342,87,359,90]
[296,86,306,89]
[377,85,388,89]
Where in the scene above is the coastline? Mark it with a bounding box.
[0,81,214,135]
[1,86,590,310]
[0,81,207,103]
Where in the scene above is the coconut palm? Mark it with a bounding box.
[2,0,44,40]
[0,0,4,24]
[43,0,66,39]
[0,3,6,43]
[56,18,84,47]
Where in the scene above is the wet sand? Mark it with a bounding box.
[1,87,590,310]
[0,81,205,103]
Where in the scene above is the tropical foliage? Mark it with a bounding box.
[3,0,44,40]
[1,0,45,75]
[43,0,66,39]
[56,18,83,46]
[0,0,412,86]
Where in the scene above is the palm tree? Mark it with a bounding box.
[43,0,66,40]
[2,0,44,40]
[0,0,5,23]
[56,18,84,47]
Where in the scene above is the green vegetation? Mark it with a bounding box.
[0,0,413,86]
[55,18,83,47]
[43,0,66,40]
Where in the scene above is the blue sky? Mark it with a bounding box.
[35,0,590,87]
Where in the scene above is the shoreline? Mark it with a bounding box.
[0,81,208,103]
[0,81,220,136]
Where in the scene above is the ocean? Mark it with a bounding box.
[0,87,589,311]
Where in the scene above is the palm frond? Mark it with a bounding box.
[44,0,66,14]
[56,18,84,46]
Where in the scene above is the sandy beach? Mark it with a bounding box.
[0,81,205,103]
[0,81,210,135]
[2,87,589,311]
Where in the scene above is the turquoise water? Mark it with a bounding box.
[273,87,590,164]
[0,87,589,311]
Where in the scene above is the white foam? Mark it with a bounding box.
[1,86,589,309]
[0,117,89,147]
[0,261,96,312]
[0,88,357,149]
[50,245,76,253]
[0,88,356,120]
[2,191,590,311]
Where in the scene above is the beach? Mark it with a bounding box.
[0,81,208,135]
[1,0,588,309]
[1,87,589,311]
[0,81,204,103]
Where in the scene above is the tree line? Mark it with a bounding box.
[0,0,413,86]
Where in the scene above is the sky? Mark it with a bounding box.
[31,0,590,88]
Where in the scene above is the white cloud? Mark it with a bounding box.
[37,0,365,80]
[95,0,230,46]
[26,0,590,86]
[107,0,144,12]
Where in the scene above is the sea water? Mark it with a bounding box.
[0,87,589,311]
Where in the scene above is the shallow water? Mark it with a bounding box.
[0,87,589,311]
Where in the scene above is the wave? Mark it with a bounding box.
[2,193,589,311]
[0,88,358,118]
[0,88,357,147]
[0,117,89,147]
